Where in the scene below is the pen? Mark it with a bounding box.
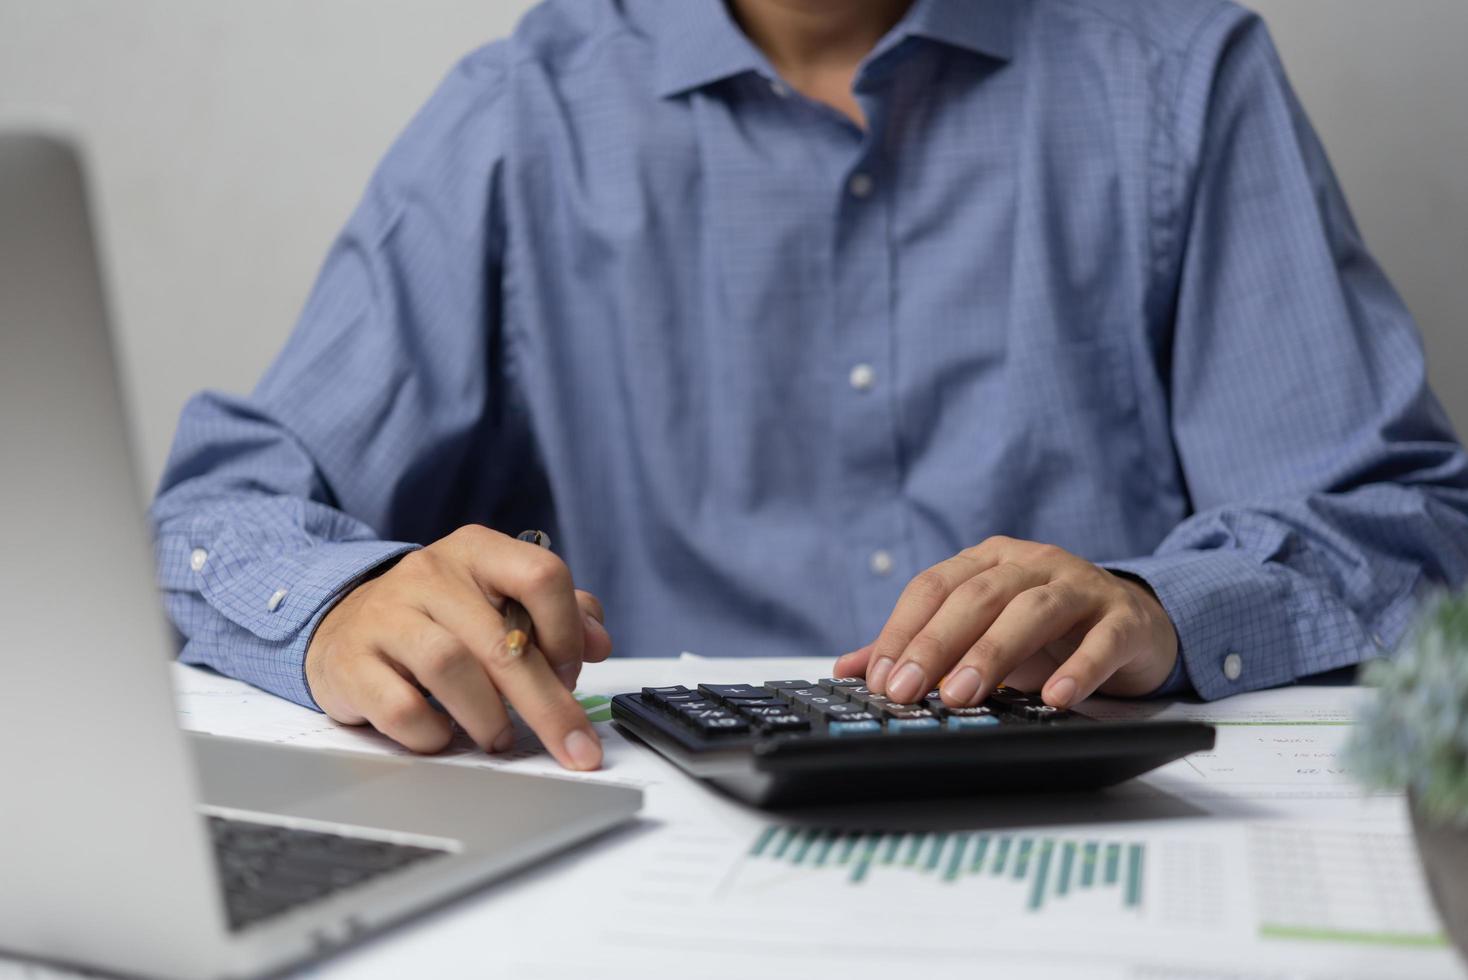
[504,529,550,657]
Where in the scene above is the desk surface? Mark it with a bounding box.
[6,656,1464,980]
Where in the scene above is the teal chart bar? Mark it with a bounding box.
[745,827,1146,914]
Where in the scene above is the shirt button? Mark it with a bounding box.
[189,548,209,572]
[1222,653,1243,682]
[869,550,894,576]
[848,363,876,391]
[848,172,874,199]
[267,588,288,612]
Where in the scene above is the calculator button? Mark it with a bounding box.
[887,717,942,733]
[735,704,790,719]
[698,684,770,702]
[814,702,876,722]
[1022,704,1069,721]
[816,678,867,692]
[985,686,1036,712]
[642,686,692,701]
[762,680,815,690]
[947,714,1001,730]
[887,708,936,722]
[943,705,994,718]
[691,715,750,736]
[870,701,932,720]
[789,690,844,707]
[733,698,787,710]
[756,714,810,734]
[827,720,882,737]
[670,699,718,716]
[680,707,735,723]
[654,692,706,709]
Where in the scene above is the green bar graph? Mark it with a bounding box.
[945,834,969,883]
[993,836,1013,875]
[970,834,991,873]
[814,831,836,867]
[1125,844,1144,908]
[1013,838,1034,879]
[925,833,948,872]
[744,826,1146,915]
[1028,839,1055,910]
[1081,841,1099,888]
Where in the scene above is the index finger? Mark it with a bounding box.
[867,550,999,693]
[484,635,603,771]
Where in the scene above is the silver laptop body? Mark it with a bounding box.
[0,132,641,980]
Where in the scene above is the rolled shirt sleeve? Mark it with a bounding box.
[1105,13,1468,700]
[150,45,512,708]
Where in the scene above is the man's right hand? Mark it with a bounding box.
[304,525,611,770]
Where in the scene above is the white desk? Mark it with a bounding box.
[6,657,1464,980]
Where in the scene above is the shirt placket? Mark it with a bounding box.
[830,72,909,643]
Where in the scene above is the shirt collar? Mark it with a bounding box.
[654,0,1018,100]
[654,0,771,99]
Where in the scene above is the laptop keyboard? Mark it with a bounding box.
[207,814,447,931]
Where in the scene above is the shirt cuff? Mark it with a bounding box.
[189,539,418,707]
[1101,551,1302,701]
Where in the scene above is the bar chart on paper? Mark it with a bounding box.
[727,826,1148,918]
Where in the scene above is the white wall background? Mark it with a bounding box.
[2,1,1465,491]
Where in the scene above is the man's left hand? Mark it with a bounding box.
[832,537,1179,709]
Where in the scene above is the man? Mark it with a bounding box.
[152,0,1468,772]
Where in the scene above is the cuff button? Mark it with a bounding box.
[267,588,288,612]
[189,549,209,572]
[1222,652,1243,682]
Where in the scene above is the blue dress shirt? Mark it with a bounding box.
[152,0,1468,709]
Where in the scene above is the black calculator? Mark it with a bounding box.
[611,678,1215,807]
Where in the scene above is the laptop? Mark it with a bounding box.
[0,132,642,979]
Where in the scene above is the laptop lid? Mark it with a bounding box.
[0,133,229,975]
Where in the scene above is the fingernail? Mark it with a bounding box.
[942,666,983,706]
[557,662,580,691]
[1045,675,1077,708]
[492,728,516,753]
[887,662,926,704]
[563,729,602,771]
[867,657,895,693]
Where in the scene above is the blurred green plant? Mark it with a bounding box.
[1350,594,1468,824]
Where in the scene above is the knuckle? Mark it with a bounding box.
[1022,584,1068,616]
[905,632,950,668]
[906,569,951,604]
[522,552,573,595]
[1031,542,1066,563]
[874,625,915,657]
[1110,613,1147,641]
[967,635,1005,668]
[954,574,999,610]
[376,690,428,733]
[418,631,470,678]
